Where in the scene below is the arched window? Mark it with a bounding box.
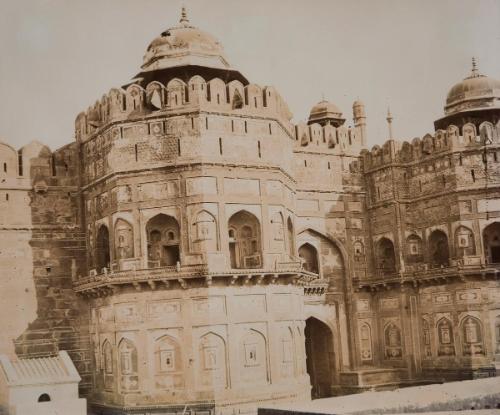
[146,214,180,267]
[118,339,139,391]
[115,219,134,260]
[455,226,476,257]
[286,217,295,258]
[437,318,455,356]
[376,238,396,274]
[384,323,402,360]
[406,234,423,263]
[96,225,110,271]
[461,316,484,356]
[227,211,262,269]
[428,230,449,267]
[298,243,319,274]
[483,222,500,264]
[37,393,51,402]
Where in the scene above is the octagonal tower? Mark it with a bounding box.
[74,9,314,414]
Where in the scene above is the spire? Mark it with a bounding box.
[386,107,394,139]
[180,6,190,26]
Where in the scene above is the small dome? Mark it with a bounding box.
[308,100,343,125]
[142,8,230,71]
[445,59,500,114]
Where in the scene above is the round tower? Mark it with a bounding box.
[74,8,313,414]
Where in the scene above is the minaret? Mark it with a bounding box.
[353,100,367,147]
[386,107,394,140]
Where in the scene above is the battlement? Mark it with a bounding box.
[294,121,364,156]
[75,76,294,142]
[0,140,79,184]
[361,120,500,170]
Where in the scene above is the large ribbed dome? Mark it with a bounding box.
[142,8,231,71]
[444,59,500,115]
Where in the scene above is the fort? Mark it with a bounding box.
[0,8,499,415]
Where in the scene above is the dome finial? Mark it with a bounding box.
[180,6,189,25]
[471,57,478,76]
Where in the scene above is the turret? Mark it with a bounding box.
[353,100,367,147]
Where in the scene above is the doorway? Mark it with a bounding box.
[305,317,335,399]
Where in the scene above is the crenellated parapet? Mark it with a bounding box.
[294,122,364,156]
[361,120,500,171]
[75,76,294,143]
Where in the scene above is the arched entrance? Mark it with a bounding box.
[305,317,335,399]
[483,222,500,264]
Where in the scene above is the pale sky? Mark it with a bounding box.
[0,0,499,150]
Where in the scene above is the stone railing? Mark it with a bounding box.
[74,259,317,294]
[355,261,500,289]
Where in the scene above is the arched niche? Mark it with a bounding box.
[436,317,455,357]
[422,319,432,358]
[384,322,402,360]
[198,332,227,389]
[192,210,218,252]
[146,214,180,267]
[298,243,319,274]
[461,316,484,356]
[227,210,262,269]
[118,338,139,391]
[102,340,114,390]
[359,322,373,362]
[455,226,476,257]
[239,329,268,384]
[376,237,396,274]
[279,327,295,379]
[406,234,423,264]
[115,219,134,260]
[270,212,285,252]
[428,230,449,267]
[483,222,500,264]
[96,225,111,271]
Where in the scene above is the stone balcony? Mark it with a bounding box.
[354,260,500,290]
[74,259,318,296]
